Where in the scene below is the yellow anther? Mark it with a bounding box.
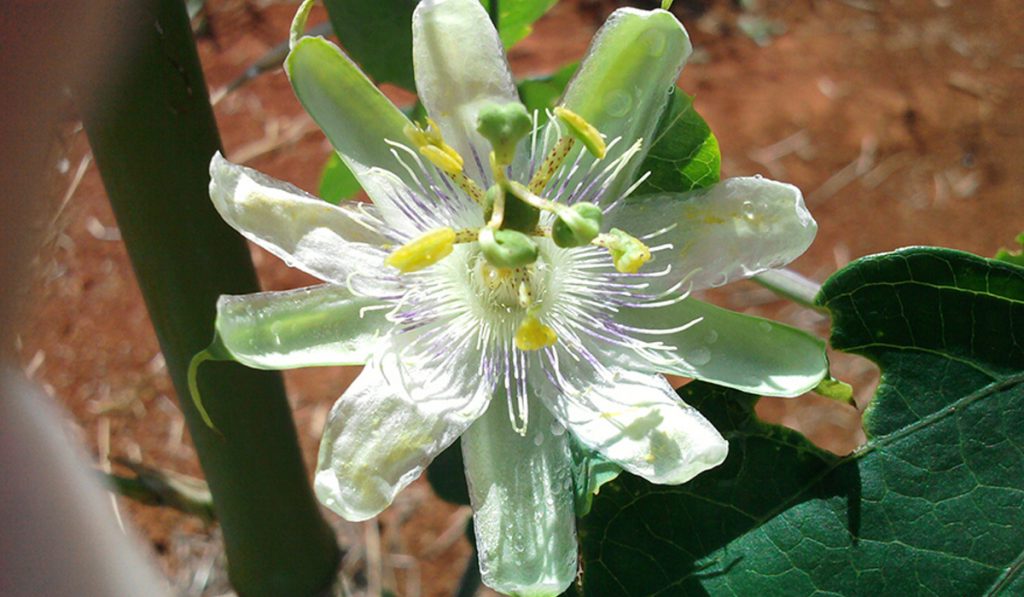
[554,106,607,159]
[614,243,651,274]
[515,315,558,351]
[404,119,465,174]
[385,228,456,273]
[419,145,464,175]
[595,229,652,274]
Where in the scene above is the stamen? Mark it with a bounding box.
[385,227,457,273]
[419,145,463,175]
[554,106,607,159]
[515,315,558,351]
[404,119,485,203]
[593,228,652,273]
[528,136,575,194]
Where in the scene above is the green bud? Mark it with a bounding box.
[552,202,603,248]
[476,102,532,166]
[479,227,539,269]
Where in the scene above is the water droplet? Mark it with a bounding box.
[758,321,773,333]
[550,422,566,436]
[710,272,730,287]
[605,90,632,117]
[534,433,544,446]
[643,29,667,57]
[704,330,719,344]
[741,200,757,221]
[689,346,712,365]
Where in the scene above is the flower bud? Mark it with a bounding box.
[552,202,602,248]
[477,102,533,166]
[479,227,539,269]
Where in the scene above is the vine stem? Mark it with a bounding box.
[81,1,340,594]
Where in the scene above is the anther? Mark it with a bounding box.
[385,227,457,273]
[594,228,652,273]
[554,106,606,159]
[404,119,485,202]
[515,314,557,351]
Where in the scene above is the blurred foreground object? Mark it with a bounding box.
[0,371,171,597]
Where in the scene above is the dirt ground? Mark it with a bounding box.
[18,0,1023,595]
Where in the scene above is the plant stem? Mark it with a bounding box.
[752,269,828,313]
[81,1,340,595]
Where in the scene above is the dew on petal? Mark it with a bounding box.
[688,346,712,365]
[643,28,667,57]
[604,89,632,117]
[741,200,757,221]
[758,321,773,333]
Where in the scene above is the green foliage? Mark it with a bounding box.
[995,232,1024,267]
[518,63,578,116]
[318,153,361,204]
[427,438,471,505]
[322,0,555,93]
[632,89,721,196]
[480,0,558,48]
[323,0,418,91]
[576,247,1024,595]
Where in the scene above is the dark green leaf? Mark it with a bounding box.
[578,247,1024,595]
[481,0,558,48]
[323,0,418,92]
[317,152,361,204]
[427,439,471,505]
[631,89,721,196]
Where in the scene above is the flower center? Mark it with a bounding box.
[387,101,656,351]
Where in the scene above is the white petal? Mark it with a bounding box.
[315,349,490,521]
[605,176,817,292]
[532,348,726,485]
[215,285,390,369]
[209,153,397,291]
[549,8,691,203]
[413,0,519,184]
[462,389,577,596]
[616,297,828,397]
